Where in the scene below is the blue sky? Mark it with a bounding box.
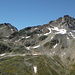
[0,0,75,30]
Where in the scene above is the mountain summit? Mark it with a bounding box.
[0,15,75,75]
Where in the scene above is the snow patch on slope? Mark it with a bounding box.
[67,37,69,39]
[33,65,37,73]
[69,32,75,38]
[0,53,6,56]
[53,44,58,48]
[32,54,38,55]
[31,45,40,49]
[61,52,66,57]
[51,26,67,34]
[26,36,31,39]
[25,47,30,50]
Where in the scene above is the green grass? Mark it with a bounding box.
[0,56,32,75]
[0,55,75,75]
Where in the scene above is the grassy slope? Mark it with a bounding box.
[0,55,75,75]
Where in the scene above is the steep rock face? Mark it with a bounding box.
[0,15,75,75]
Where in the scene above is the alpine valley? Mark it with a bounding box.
[0,15,75,75]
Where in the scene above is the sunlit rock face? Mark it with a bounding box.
[0,15,75,75]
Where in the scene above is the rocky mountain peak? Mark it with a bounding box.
[4,23,18,31]
[49,15,75,30]
[0,23,18,37]
[0,15,75,75]
[64,15,71,18]
[63,15,75,23]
